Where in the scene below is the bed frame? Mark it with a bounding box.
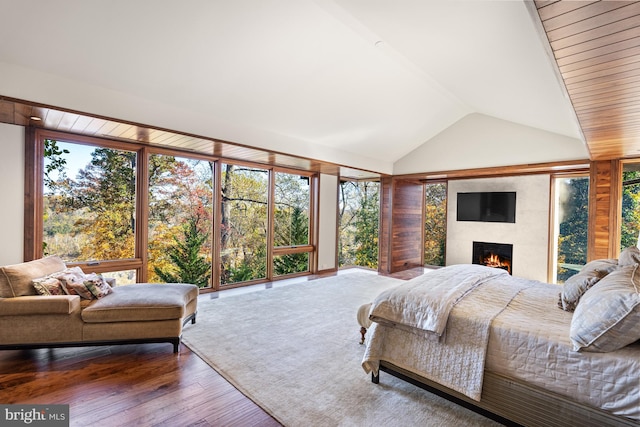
[373,361,638,427]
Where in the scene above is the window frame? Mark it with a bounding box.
[549,171,590,283]
[25,128,318,291]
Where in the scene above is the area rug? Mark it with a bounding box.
[182,272,501,427]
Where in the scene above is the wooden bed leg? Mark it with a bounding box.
[372,372,379,384]
[359,326,367,345]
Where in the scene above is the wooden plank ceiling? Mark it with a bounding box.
[534,0,640,160]
[0,96,379,180]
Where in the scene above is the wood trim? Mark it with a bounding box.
[1,95,383,180]
[588,159,621,260]
[377,177,393,274]
[547,175,557,283]
[136,146,150,283]
[399,159,590,182]
[266,169,275,280]
[272,245,314,255]
[212,160,222,291]
[70,259,143,275]
[23,127,42,262]
[609,159,623,258]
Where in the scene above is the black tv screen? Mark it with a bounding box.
[456,192,516,223]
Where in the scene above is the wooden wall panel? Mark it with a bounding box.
[377,177,393,274]
[389,179,424,273]
[588,160,621,260]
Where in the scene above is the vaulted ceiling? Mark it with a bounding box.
[0,1,638,177]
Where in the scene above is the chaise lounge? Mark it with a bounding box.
[0,256,198,353]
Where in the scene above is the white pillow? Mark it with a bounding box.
[570,264,640,352]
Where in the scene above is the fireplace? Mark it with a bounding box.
[473,241,512,274]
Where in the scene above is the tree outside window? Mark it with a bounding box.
[339,180,379,269]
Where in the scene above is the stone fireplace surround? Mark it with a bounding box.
[445,175,550,282]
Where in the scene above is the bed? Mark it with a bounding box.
[360,260,640,427]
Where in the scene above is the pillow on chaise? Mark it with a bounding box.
[570,264,640,352]
[558,258,618,312]
[51,267,94,299]
[83,273,112,299]
[32,276,67,296]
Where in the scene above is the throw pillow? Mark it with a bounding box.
[558,269,606,312]
[83,273,112,299]
[52,267,94,300]
[558,258,618,312]
[618,246,640,266]
[570,264,640,352]
[32,276,66,296]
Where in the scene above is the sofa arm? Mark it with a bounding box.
[0,295,81,316]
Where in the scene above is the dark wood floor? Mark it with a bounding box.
[0,269,420,427]
[0,343,281,427]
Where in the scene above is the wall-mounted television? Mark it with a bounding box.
[456,191,516,223]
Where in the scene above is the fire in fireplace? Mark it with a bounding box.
[472,241,513,274]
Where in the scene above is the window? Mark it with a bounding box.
[338,180,379,268]
[273,171,312,276]
[29,130,318,290]
[424,181,447,267]
[621,161,640,251]
[551,174,589,283]
[148,153,214,288]
[219,163,269,285]
[43,139,138,280]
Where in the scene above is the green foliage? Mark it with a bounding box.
[621,170,640,250]
[219,164,269,284]
[424,183,446,266]
[274,253,309,275]
[147,155,214,284]
[43,139,69,189]
[154,215,211,288]
[227,263,255,283]
[274,206,310,275]
[339,181,379,268]
[44,143,314,286]
[556,177,589,282]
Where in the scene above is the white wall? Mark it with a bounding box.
[0,123,25,264]
[317,174,338,271]
[394,113,587,175]
[0,61,392,175]
[446,175,550,282]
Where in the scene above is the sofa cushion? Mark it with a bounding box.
[81,283,198,323]
[0,295,81,315]
[0,256,67,298]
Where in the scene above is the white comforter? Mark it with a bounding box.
[368,264,509,336]
[361,266,640,420]
[363,265,533,400]
[486,282,640,421]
